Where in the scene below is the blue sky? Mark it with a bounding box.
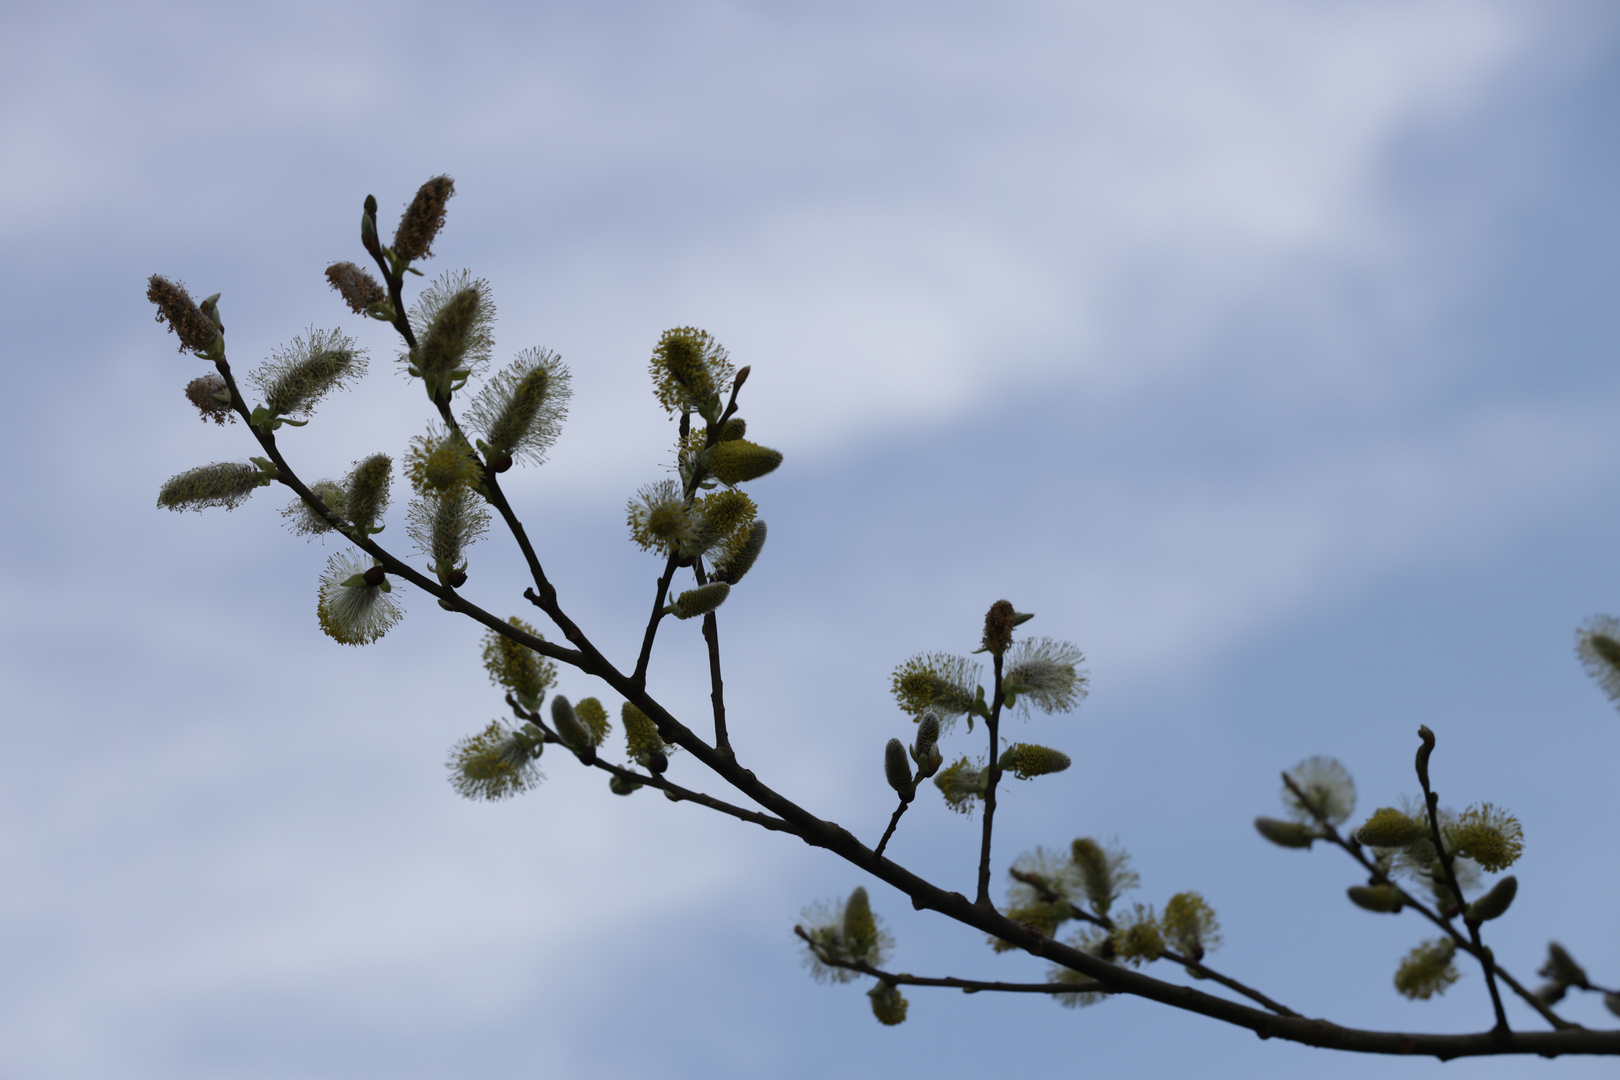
[3,1,1620,1076]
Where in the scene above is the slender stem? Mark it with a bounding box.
[1283,772,1569,1031]
[1414,766,1509,1032]
[631,554,681,688]
[504,695,796,836]
[975,652,1005,906]
[691,560,732,754]
[1005,867,1300,1018]
[874,799,910,859]
[795,927,1110,996]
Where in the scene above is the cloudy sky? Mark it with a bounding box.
[4,1,1619,1076]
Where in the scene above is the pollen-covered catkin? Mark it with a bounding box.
[392,175,454,262]
[147,275,219,353]
[157,462,268,512]
[325,261,386,313]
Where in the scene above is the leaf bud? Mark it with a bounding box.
[884,738,913,798]
[1466,875,1517,923]
[1254,816,1316,849]
[1346,884,1404,913]
[361,194,382,258]
[1354,807,1426,848]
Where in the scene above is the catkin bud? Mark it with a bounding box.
[574,697,611,748]
[551,695,590,750]
[609,775,641,796]
[714,521,766,584]
[982,599,1017,655]
[1542,943,1588,989]
[1254,817,1317,849]
[705,440,783,485]
[392,175,454,262]
[185,373,234,424]
[1466,875,1517,923]
[868,982,908,1026]
[1355,807,1427,848]
[912,712,942,778]
[325,261,387,314]
[1395,938,1459,1000]
[1347,884,1404,913]
[668,581,729,619]
[843,887,877,954]
[998,743,1071,780]
[884,738,913,797]
[707,417,746,442]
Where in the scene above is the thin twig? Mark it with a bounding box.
[975,651,1005,906]
[1005,867,1300,1018]
[1412,745,1509,1032]
[1282,772,1569,1031]
[691,560,732,754]
[874,798,911,859]
[503,695,796,836]
[795,927,1111,996]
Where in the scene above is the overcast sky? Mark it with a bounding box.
[4,1,1620,1077]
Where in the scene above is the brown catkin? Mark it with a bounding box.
[147,275,219,353]
[392,175,455,262]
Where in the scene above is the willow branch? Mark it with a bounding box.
[503,695,795,836]
[976,652,1005,906]
[794,927,1110,996]
[1283,773,1569,1031]
[211,352,585,671]
[691,559,732,754]
[1006,867,1300,1018]
[1414,761,1508,1031]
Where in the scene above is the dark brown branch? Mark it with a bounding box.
[975,652,1005,906]
[794,926,1110,997]
[691,560,732,754]
[610,685,1620,1058]
[631,553,681,688]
